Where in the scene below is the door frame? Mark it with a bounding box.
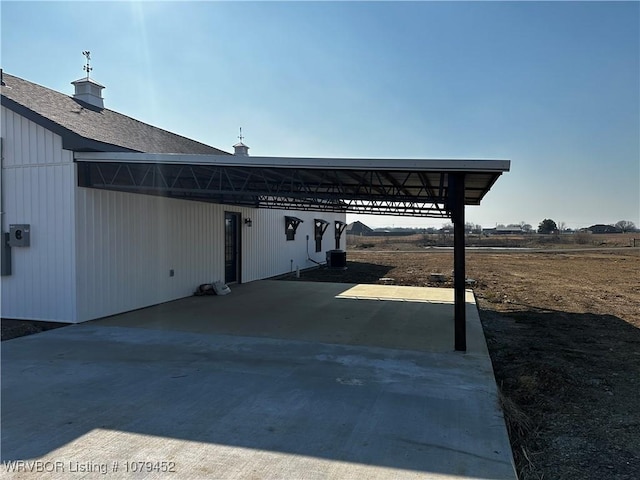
[224,211,242,284]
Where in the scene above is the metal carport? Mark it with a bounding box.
[74,152,510,351]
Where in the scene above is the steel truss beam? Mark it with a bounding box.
[77,162,456,217]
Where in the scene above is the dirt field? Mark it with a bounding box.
[348,231,639,250]
[3,240,639,479]
[286,245,640,480]
[0,319,67,341]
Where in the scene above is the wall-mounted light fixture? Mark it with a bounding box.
[244,218,253,227]
[334,220,347,249]
[314,219,330,252]
[285,216,303,240]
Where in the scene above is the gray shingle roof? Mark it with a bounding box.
[1,72,230,155]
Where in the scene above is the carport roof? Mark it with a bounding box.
[74,152,510,218]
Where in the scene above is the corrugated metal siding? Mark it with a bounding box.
[74,186,346,322]
[75,189,224,321]
[241,208,346,282]
[1,107,66,167]
[0,107,76,322]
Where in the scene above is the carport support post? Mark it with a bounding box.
[450,173,466,352]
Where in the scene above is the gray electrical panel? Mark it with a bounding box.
[1,232,11,276]
[9,224,30,247]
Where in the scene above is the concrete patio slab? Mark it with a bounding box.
[92,280,486,354]
[1,281,517,479]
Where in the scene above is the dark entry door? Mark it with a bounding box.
[224,212,240,283]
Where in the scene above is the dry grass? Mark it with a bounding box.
[348,232,639,249]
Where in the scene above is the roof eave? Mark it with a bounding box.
[1,95,136,153]
[74,151,511,173]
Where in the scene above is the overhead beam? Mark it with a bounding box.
[78,162,454,204]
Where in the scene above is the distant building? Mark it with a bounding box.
[371,227,417,237]
[482,227,523,235]
[587,224,622,234]
[346,221,374,236]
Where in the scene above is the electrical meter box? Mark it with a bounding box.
[9,224,30,247]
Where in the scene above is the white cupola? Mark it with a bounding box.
[71,77,105,109]
[233,127,250,156]
[71,50,105,109]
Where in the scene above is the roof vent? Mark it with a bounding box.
[233,127,250,156]
[71,51,104,109]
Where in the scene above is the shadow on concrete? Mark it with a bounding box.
[278,260,394,284]
[1,328,513,479]
[477,304,640,480]
[1,282,516,479]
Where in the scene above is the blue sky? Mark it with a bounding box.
[2,1,638,229]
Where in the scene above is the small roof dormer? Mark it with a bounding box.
[71,50,104,109]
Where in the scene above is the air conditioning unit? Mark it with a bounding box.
[326,249,347,269]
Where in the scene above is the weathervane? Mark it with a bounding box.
[82,51,92,79]
[238,127,244,143]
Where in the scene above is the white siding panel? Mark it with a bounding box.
[0,163,76,321]
[75,189,224,321]
[0,106,73,166]
[241,208,346,283]
[1,106,7,149]
[29,121,38,164]
[21,116,30,165]
[10,110,20,166]
[37,122,46,163]
[1,108,76,321]
[74,187,346,322]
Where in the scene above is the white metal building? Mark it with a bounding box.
[1,70,510,351]
[0,72,346,323]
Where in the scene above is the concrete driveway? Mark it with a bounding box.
[1,281,516,479]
